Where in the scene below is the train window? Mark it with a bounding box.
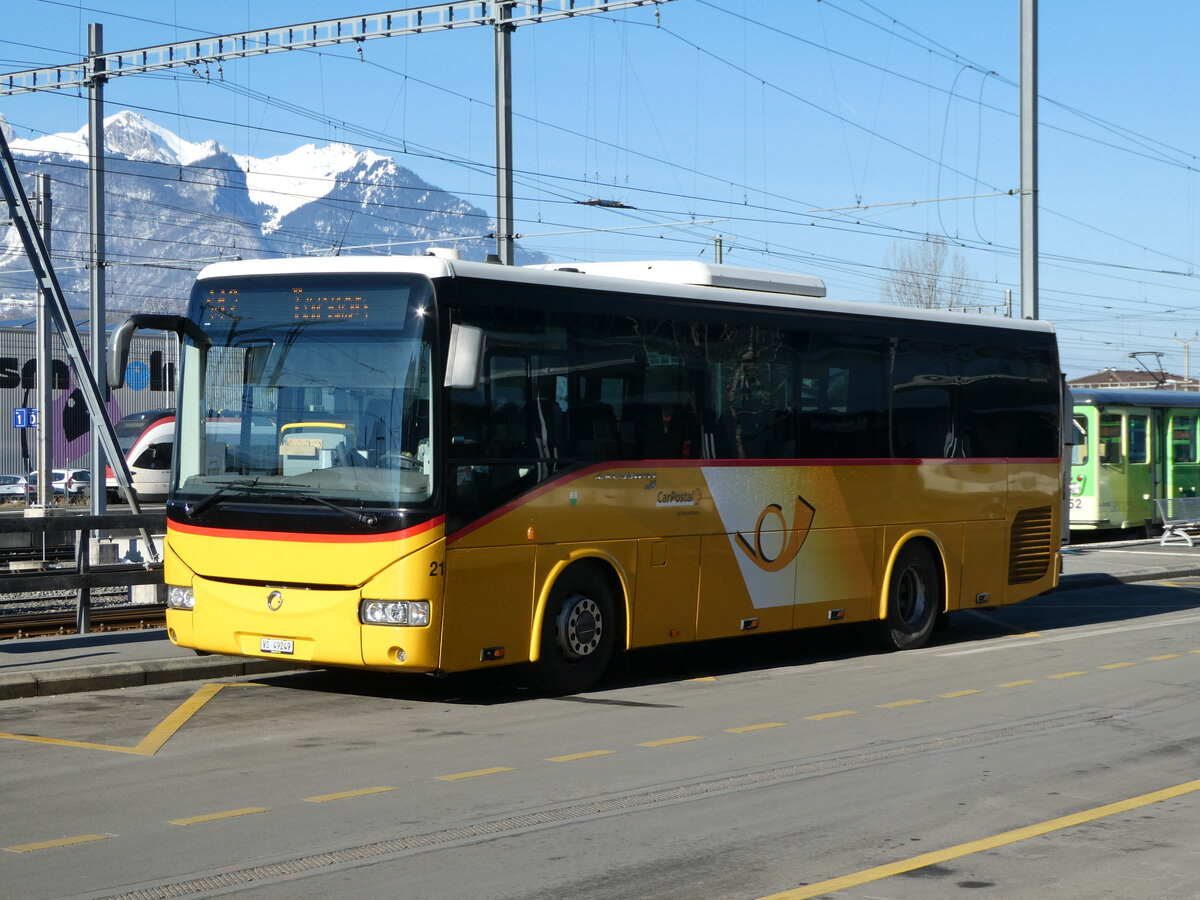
[1071,415,1089,466]
[1099,414,1122,464]
[1172,415,1197,463]
[1127,415,1149,464]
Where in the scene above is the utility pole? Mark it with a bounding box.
[713,235,724,264]
[1020,0,1038,319]
[0,122,155,551]
[87,23,107,515]
[34,174,51,509]
[494,2,515,265]
[1,2,675,272]
[1174,334,1198,389]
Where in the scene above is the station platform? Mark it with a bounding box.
[2,537,1200,701]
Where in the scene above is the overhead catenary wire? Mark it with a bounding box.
[0,3,1194,382]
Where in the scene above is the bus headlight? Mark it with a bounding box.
[167,585,195,610]
[360,600,430,627]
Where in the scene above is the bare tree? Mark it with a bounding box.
[880,235,980,310]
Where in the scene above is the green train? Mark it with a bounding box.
[1070,388,1200,532]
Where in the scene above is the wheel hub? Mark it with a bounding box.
[897,566,928,626]
[556,593,603,659]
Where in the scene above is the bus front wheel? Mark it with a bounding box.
[877,542,940,651]
[533,564,616,694]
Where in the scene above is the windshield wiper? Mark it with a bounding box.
[185,479,380,527]
[184,478,269,518]
[292,492,380,527]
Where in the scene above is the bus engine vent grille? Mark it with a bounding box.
[1008,505,1054,585]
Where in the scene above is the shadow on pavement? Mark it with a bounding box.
[242,578,1200,706]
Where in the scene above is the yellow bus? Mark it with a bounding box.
[110,255,1063,692]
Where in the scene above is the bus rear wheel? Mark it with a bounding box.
[877,542,940,651]
[533,564,616,694]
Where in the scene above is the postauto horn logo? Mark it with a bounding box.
[734,496,816,573]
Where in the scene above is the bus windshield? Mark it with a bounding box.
[173,273,436,510]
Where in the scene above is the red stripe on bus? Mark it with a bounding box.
[169,515,445,544]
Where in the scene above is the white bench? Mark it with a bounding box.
[1156,497,1200,546]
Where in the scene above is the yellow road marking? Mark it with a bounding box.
[1099,662,1136,670]
[4,833,111,853]
[805,710,859,720]
[940,689,984,698]
[756,776,1200,900]
[1049,671,1088,679]
[725,722,787,733]
[877,699,926,709]
[0,682,231,756]
[304,786,396,803]
[640,736,703,747]
[132,683,227,754]
[998,680,1038,687]
[0,733,145,754]
[546,750,615,762]
[168,807,269,826]
[685,676,718,682]
[1147,654,1181,661]
[436,766,515,781]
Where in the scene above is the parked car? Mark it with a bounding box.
[25,468,91,501]
[0,474,28,501]
[64,469,91,497]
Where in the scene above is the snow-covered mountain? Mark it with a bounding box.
[0,111,545,318]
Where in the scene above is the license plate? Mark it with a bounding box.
[260,637,294,655]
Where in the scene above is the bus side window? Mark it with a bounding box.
[796,333,887,459]
[891,339,959,459]
[707,322,797,460]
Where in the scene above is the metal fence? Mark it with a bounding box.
[0,511,165,632]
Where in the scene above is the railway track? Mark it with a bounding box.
[0,605,165,640]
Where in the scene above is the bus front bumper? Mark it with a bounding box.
[166,578,442,672]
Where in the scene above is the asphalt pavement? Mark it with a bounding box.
[2,536,1199,701]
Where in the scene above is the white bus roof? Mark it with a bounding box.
[528,260,826,298]
[195,255,1055,335]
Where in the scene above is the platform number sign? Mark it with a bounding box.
[12,407,38,429]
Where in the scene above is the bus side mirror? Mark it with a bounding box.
[108,314,210,388]
[445,324,485,390]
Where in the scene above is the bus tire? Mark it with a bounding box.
[877,542,940,651]
[533,563,616,694]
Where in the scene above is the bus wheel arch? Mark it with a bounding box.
[877,536,944,651]
[530,557,625,694]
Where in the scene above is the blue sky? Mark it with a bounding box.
[2,0,1198,381]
